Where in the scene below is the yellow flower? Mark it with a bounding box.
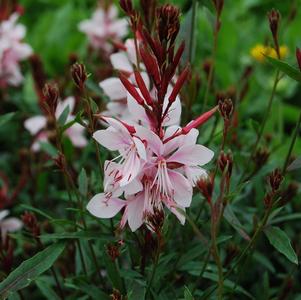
[250,44,267,62]
[250,44,289,62]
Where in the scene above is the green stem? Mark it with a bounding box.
[282,111,301,174]
[188,0,197,63]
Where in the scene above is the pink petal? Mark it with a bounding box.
[135,125,163,156]
[87,193,125,218]
[168,144,214,166]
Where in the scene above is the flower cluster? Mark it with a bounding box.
[0,13,32,87]
[79,4,128,52]
[87,3,217,232]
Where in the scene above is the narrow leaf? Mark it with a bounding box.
[266,56,301,83]
[0,242,65,298]
[264,226,298,265]
[0,112,16,127]
[78,168,88,197]
[57,105,70,126]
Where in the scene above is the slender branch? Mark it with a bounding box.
[282,111,301,174]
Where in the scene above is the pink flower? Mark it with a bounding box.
[0,210,22,243]
[79,5,128,52]
[0,13,32,87]
[24,96,87,152]
[87,120,214,231]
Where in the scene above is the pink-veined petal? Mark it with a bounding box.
[87,193,125,218]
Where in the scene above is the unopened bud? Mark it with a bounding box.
[107,244,120,261]
[111,289,122,300]
[71,63,87,91]
[197,175,213,203]
[268,9,280,53]
[22,211,40,237]
[254,148,270,168]
[296,48,301,71]
[268,168,283,191]
[218,151,233,177]
[218,98,233,122]
[264,192,273,208]
[157,4,180,45]
[43,83,59,116]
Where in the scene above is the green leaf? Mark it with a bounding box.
[127,280,146,300]
[0,112,16,127]
[0,242,65,298]
[40,231,112,241]
[264,226,298,265]
[103,247,125,294]
[224,205,251,241]
[266,56,301,83]
[269,213,301,225]
[57,105,70,126]
[78,168,88,197]
[184,286,194,300]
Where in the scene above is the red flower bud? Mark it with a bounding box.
[71,63,87,91]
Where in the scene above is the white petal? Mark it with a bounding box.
[0,210,9,221]
[110,52,133,73]
[1,217,22,232]
[24,116,46,135]
[99,77,126,100]
[127,193,145,231]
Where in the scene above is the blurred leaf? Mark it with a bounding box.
[264,226,298,264]
[103,248,125,294]
[184,286,194,300]
[78,168,88,197]
[0,112,16,127]
[287,156,301,171]
[127,280,146,300]
[270,213,301,225]
[20,204,54,220]
[0,242,65,298]
[57,105,70,126]
[89,98,99,114]
[35,277,60,300]
[266,56,301,83]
